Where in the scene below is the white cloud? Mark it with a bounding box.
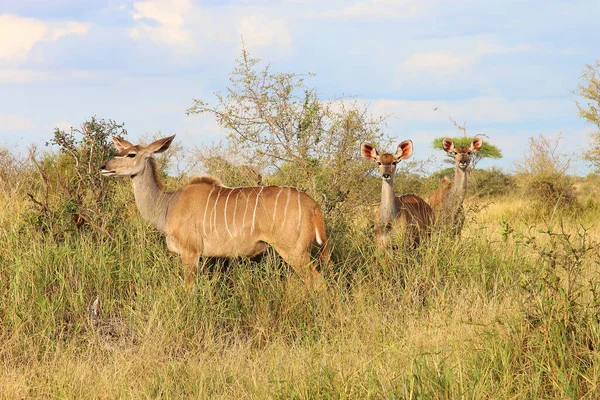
[0,69,44,84]
[305,0,438,20]
[52,121,74,132]
[398,40,530,77]
[128,1,293,59]
[0,68,108,84]
[343,0,430,19]
[130,0,193,49]
[0,14,90,62]
[401,51,471,76]
[369,96,572,125]
[49,21,90,41]
[238,16,291,55]
[0,15,47,61]
[0,113,36,133]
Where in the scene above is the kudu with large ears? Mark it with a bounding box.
[101,135,329,290]
[361,140,434,249]
[428,136,483,235]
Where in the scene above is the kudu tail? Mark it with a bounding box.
[313,205,332,270]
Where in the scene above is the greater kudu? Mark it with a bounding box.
[428,137,483,235]
[100,135,329,289]
[361,140,434,249]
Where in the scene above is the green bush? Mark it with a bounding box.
[26,117,130,239]
[468,167,516,198]
[515,134,576,210]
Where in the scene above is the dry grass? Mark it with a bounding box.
[1,186,599,398]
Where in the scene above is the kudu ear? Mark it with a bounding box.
[395,140,413,160]
[361,142,379,161]
[470,136,483,151]
[112,137,134,153]
[147,135,176,154]
[442,138,454,152]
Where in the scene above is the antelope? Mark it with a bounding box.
[361,140,434,249]
[100,135,329,289]
[428,137,483,235]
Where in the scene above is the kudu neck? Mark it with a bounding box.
[131,158,171,232]
[452,163,468,202]
[379,177,397,224]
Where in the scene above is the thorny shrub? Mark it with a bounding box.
[27,117,129,240]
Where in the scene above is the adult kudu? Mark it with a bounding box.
[428,137,483,236]
[100,135,329,289]
[361,140,434,249]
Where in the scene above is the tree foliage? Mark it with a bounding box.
[576,60,600,172]
[431,136,502,168]
[187,49,388,217]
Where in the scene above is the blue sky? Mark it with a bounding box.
[1,0,599,174]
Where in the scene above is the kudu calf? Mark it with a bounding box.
[428,137,483,235]
[361,140,434,249]
[100,135,328,289]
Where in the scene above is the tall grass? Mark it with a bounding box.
[1,172,600,398]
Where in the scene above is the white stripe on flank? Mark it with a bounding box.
[203,186,216,237]
[233,189,239,233]
[224,189,233,238]
[271,187,284,231]
[212,187,222,236]
[297,190,302,232]
[282,187,291,229]
[242,190,250,229]
[251,187,264,232]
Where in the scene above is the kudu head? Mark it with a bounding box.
[100,135,175,178]
[361,140,413,182]
[442,137,483,171]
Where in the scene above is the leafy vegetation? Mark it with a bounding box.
[431,136,503,168]
[187,49,388,223]
[576,60,600,172]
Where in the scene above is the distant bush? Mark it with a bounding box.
[0,146,27,194]
[515,134,576,210]
[201,155,262,187]
[573,173,600,199]
[468,167,516,198]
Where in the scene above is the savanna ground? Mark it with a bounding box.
[1,138,600,399]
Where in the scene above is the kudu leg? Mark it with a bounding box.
[275,246,326,291]
[181,251,200,285]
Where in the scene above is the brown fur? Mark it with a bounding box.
[189,176,223,186]
[428,177,453,217]
[165,183,329,289]
[374,194,435,248]
[148,158,165,190]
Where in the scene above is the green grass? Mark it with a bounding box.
[1,187,600,398]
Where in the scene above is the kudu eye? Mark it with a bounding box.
[467,151,472,155]
[127,153,136,158]
[377,162,381,165]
